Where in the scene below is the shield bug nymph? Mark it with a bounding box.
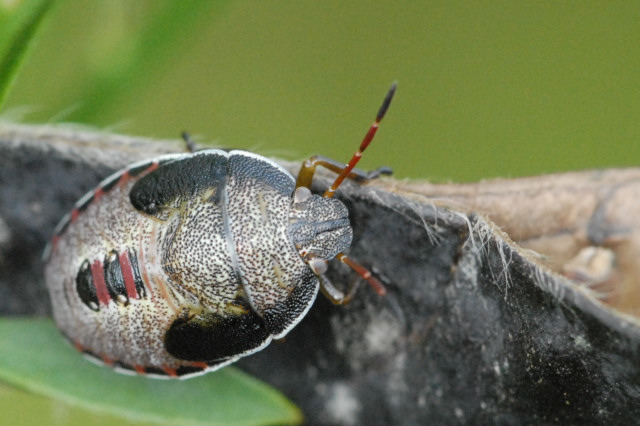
[43,83,397,378]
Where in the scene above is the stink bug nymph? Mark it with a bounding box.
[44,83,397,378]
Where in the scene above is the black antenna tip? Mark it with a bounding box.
[376,81,398,122]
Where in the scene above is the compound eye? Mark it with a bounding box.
[293,186,312,204]
[308,257,328,275]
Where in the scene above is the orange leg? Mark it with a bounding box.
[296,155,392,190]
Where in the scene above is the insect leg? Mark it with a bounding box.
[295,155,392,189]
[318,274,361,305]
[319,253,386,305]
[295,82,397,195]
[336,252,386,296]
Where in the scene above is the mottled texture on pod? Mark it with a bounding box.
[44,149,352,378]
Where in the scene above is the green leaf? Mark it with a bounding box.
[68,1,230,125]
[0,0,56,110]
[0,318,302,425]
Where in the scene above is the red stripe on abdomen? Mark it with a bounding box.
[119,250,139,300]
[91,259,110,305]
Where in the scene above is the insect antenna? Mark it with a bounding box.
[323,81,397,198]
[327,83,397,297]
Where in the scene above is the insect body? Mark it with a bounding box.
[44,83,396,378]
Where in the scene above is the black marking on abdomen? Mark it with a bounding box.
[126,248,147,299]
[129,153,228,216]
[164,309,269,362]
[76,259,99,311]
[104,250,129,305]
[75,248,147,311]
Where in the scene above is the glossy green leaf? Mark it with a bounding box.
[0,0,56,109]
[0,318,302,425]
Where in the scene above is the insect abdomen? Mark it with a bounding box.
[75,248,146,311]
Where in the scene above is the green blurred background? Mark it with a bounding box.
[4,0,639,182]
[1,1,639,424]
